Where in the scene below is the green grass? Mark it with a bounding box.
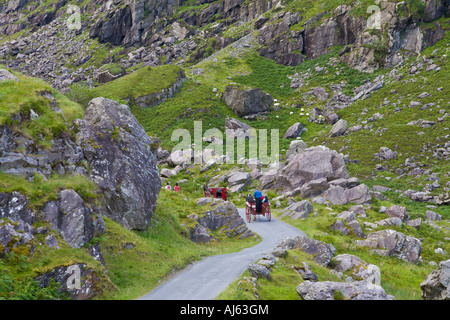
[0,67,84,145]
[68,64,184,108]
[0,172,99,210]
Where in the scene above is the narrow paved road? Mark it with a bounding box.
[139,208,306,300]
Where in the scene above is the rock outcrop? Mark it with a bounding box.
[76,97,161,230]
[189,200,254,243]
[297,280,392,300]
[222,86,273,117]
[42,189,104,249]
[35,263,103,300]
[277,236,336,266]
[260,145,371,206]
[356,229,422,264]
[421,259,450,300]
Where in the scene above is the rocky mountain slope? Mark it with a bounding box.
[0,0,449,300]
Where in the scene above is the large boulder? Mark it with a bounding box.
[421,259,450,300]
[76,97,161,230]
[356,229,422,264]
[222,86,273,117]
[297,280,392,300]
[195,200,253,239]
[278,146,349,192]
[323,184,372,205]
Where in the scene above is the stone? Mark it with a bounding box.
[283,122,304,139]
[278,236,336,266]
[42,189,100,249]
[297,280,391,300]
[324,184,371,206]
[35,263,102,300]
[190,223,213,244]
[45,233,60,249]
[169,21,192,40]
[294,262,318,281]
[356,229,422,264]
[421,259,450,300]
[0,192,34,225]
[227,171,251,187]
[332,254,380,285]
[329,119,347,137]
[279,146,348,192]
[426,210,442,221]
[375,147,398,160]
[300,178,328,198]
[280,200,313,220]
[222,86,273,117]
[197,200,253,238]
[0,69,19,82]
[385,205,410,221]
[248,263,271,281]
[285,140,307,161]
[76,97,161,230]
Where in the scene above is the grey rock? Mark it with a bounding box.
[375,147,398,160]
[294,262,318,281]
[0,69,19,82]
[45,233,60,249]
[421,259,450,300]
[248,263,271,281]
[0,192,34,224]
[35,263,101,300]
[385,205,410,221]
[329,119,347,137]
[332,254,380,285]
[297,280,391,300]
[76,97,161,230]
[42,189,98,249]
[279,146,348,192]
[356,229,422,264]
[278,236,336,266]
[285,139,307,161]
[300,178,328,198]
[223,86,273,117]
[197,200,252,238]
[426,210,442,221]
[283,122,304,139]
[190,223,213,244]
[280,200,313,220]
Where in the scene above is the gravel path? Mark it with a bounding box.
[139,208,306,300]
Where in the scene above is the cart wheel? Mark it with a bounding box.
[266,208,271,221]
[246,207,251,223]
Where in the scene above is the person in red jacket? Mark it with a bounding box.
[174,183,180,192]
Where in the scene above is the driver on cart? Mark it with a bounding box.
[254,189,263,214]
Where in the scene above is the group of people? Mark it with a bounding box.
[165,182,180,192]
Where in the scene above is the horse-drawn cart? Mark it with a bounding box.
[245,201,271,222]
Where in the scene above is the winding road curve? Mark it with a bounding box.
[139,208,306,300]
